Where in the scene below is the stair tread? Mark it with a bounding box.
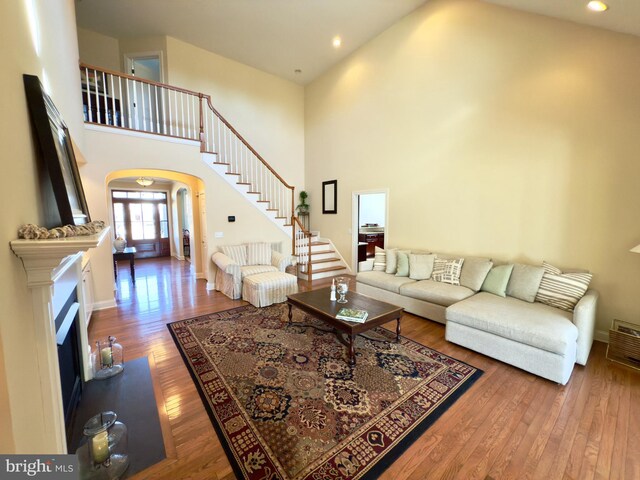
[310,257,341,264]
[225,172,241,176]
[311,265,347,274]
[247,191,261,194]
[213,161,230,165]
[237,182,252,185]
[308,249,335,255]
[311,241,330,246]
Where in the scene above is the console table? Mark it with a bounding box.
[113,246,137,284]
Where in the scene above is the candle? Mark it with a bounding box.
[91,430,110,464]
[101,348,112,367]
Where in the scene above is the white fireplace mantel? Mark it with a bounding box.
[10,227,110,453]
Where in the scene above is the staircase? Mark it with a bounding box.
[80,63,349,281]
[295,234,348,281]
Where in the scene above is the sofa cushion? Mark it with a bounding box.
[247,242,272,266]
[460,257,493,292]
[373,247,386,271]
[221,244,248,266]
[535,262,592,312]
[409,253,436,280]
[432,258,464,285]
[506,264,545,303]
[240,265,278,279]
[481,264,514,297]
[446,292,578,355]
[396,251,410,277]
[399,280,475,307]
[357,271,415,294]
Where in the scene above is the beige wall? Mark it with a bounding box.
[165,36,305,191]
[0,0,86,452]
[305,0,640,335]
[77,27,120,71]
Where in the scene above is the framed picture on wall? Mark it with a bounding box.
[322,180,337,214]
[24,74,91,226]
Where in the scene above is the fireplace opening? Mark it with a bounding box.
[55,288,82,447]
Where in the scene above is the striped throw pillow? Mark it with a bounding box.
[432,258,464,285]
[535,262,592,312]
[247,242,272,266]
[373,247,386,271]
[221,244,248,266]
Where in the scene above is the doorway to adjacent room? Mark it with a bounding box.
[351,190,388,272]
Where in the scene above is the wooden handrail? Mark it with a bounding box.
[203,96,294,190]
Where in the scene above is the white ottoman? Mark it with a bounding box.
[242,271,299,308]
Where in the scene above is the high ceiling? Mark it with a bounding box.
[75,0,640,85]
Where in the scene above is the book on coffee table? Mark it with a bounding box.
[336,308,369,323]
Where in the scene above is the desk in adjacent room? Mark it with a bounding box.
[113,246,137,284]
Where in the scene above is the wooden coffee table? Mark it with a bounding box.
[287,287,404,365]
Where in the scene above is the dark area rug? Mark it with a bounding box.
[168,304,482,480]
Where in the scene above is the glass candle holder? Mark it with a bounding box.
[92,336,124,380]
[77,411,129,480]
[336,277,349,304]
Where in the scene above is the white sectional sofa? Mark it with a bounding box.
[356,250,597,385]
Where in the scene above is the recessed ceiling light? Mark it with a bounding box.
[332,36,342,48]
[587,1,608,12]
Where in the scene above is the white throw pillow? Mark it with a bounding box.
[373,247,386,271]
[246,242,272,266]
[409,254,436,280]
[432,258,464,285]
[535,262,592,312]
[385,248,398,274]
[221,244,248,266]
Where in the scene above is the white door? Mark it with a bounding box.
[124,54,163,133]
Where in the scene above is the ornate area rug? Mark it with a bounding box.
[168,304,482,480]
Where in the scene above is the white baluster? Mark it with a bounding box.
[109,74,116,126]
[84,67,93,123]
[161,87,167,134]
[94,69,101,124]
[118,75,123,127]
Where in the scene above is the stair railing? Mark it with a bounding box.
[201,97,294,224]
[293,216,313,279]
[79,62,294,227]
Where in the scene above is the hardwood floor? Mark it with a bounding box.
[90,257,640,479]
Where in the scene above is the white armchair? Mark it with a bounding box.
[212,243,294,300]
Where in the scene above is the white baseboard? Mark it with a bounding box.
[174,254,185,261]
[93,299,117,310]
[206,282,216,291]
[196,272,206,280]
[594,329,609,343]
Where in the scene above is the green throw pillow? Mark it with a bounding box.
[395,251,410,277]
[481,264,514,297]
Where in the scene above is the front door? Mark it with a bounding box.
[112,190,170,258]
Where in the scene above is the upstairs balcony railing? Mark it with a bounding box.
[80,62,295,228]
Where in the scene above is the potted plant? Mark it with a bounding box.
[297,191,309,214]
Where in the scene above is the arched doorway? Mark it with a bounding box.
[105,169,206,280]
